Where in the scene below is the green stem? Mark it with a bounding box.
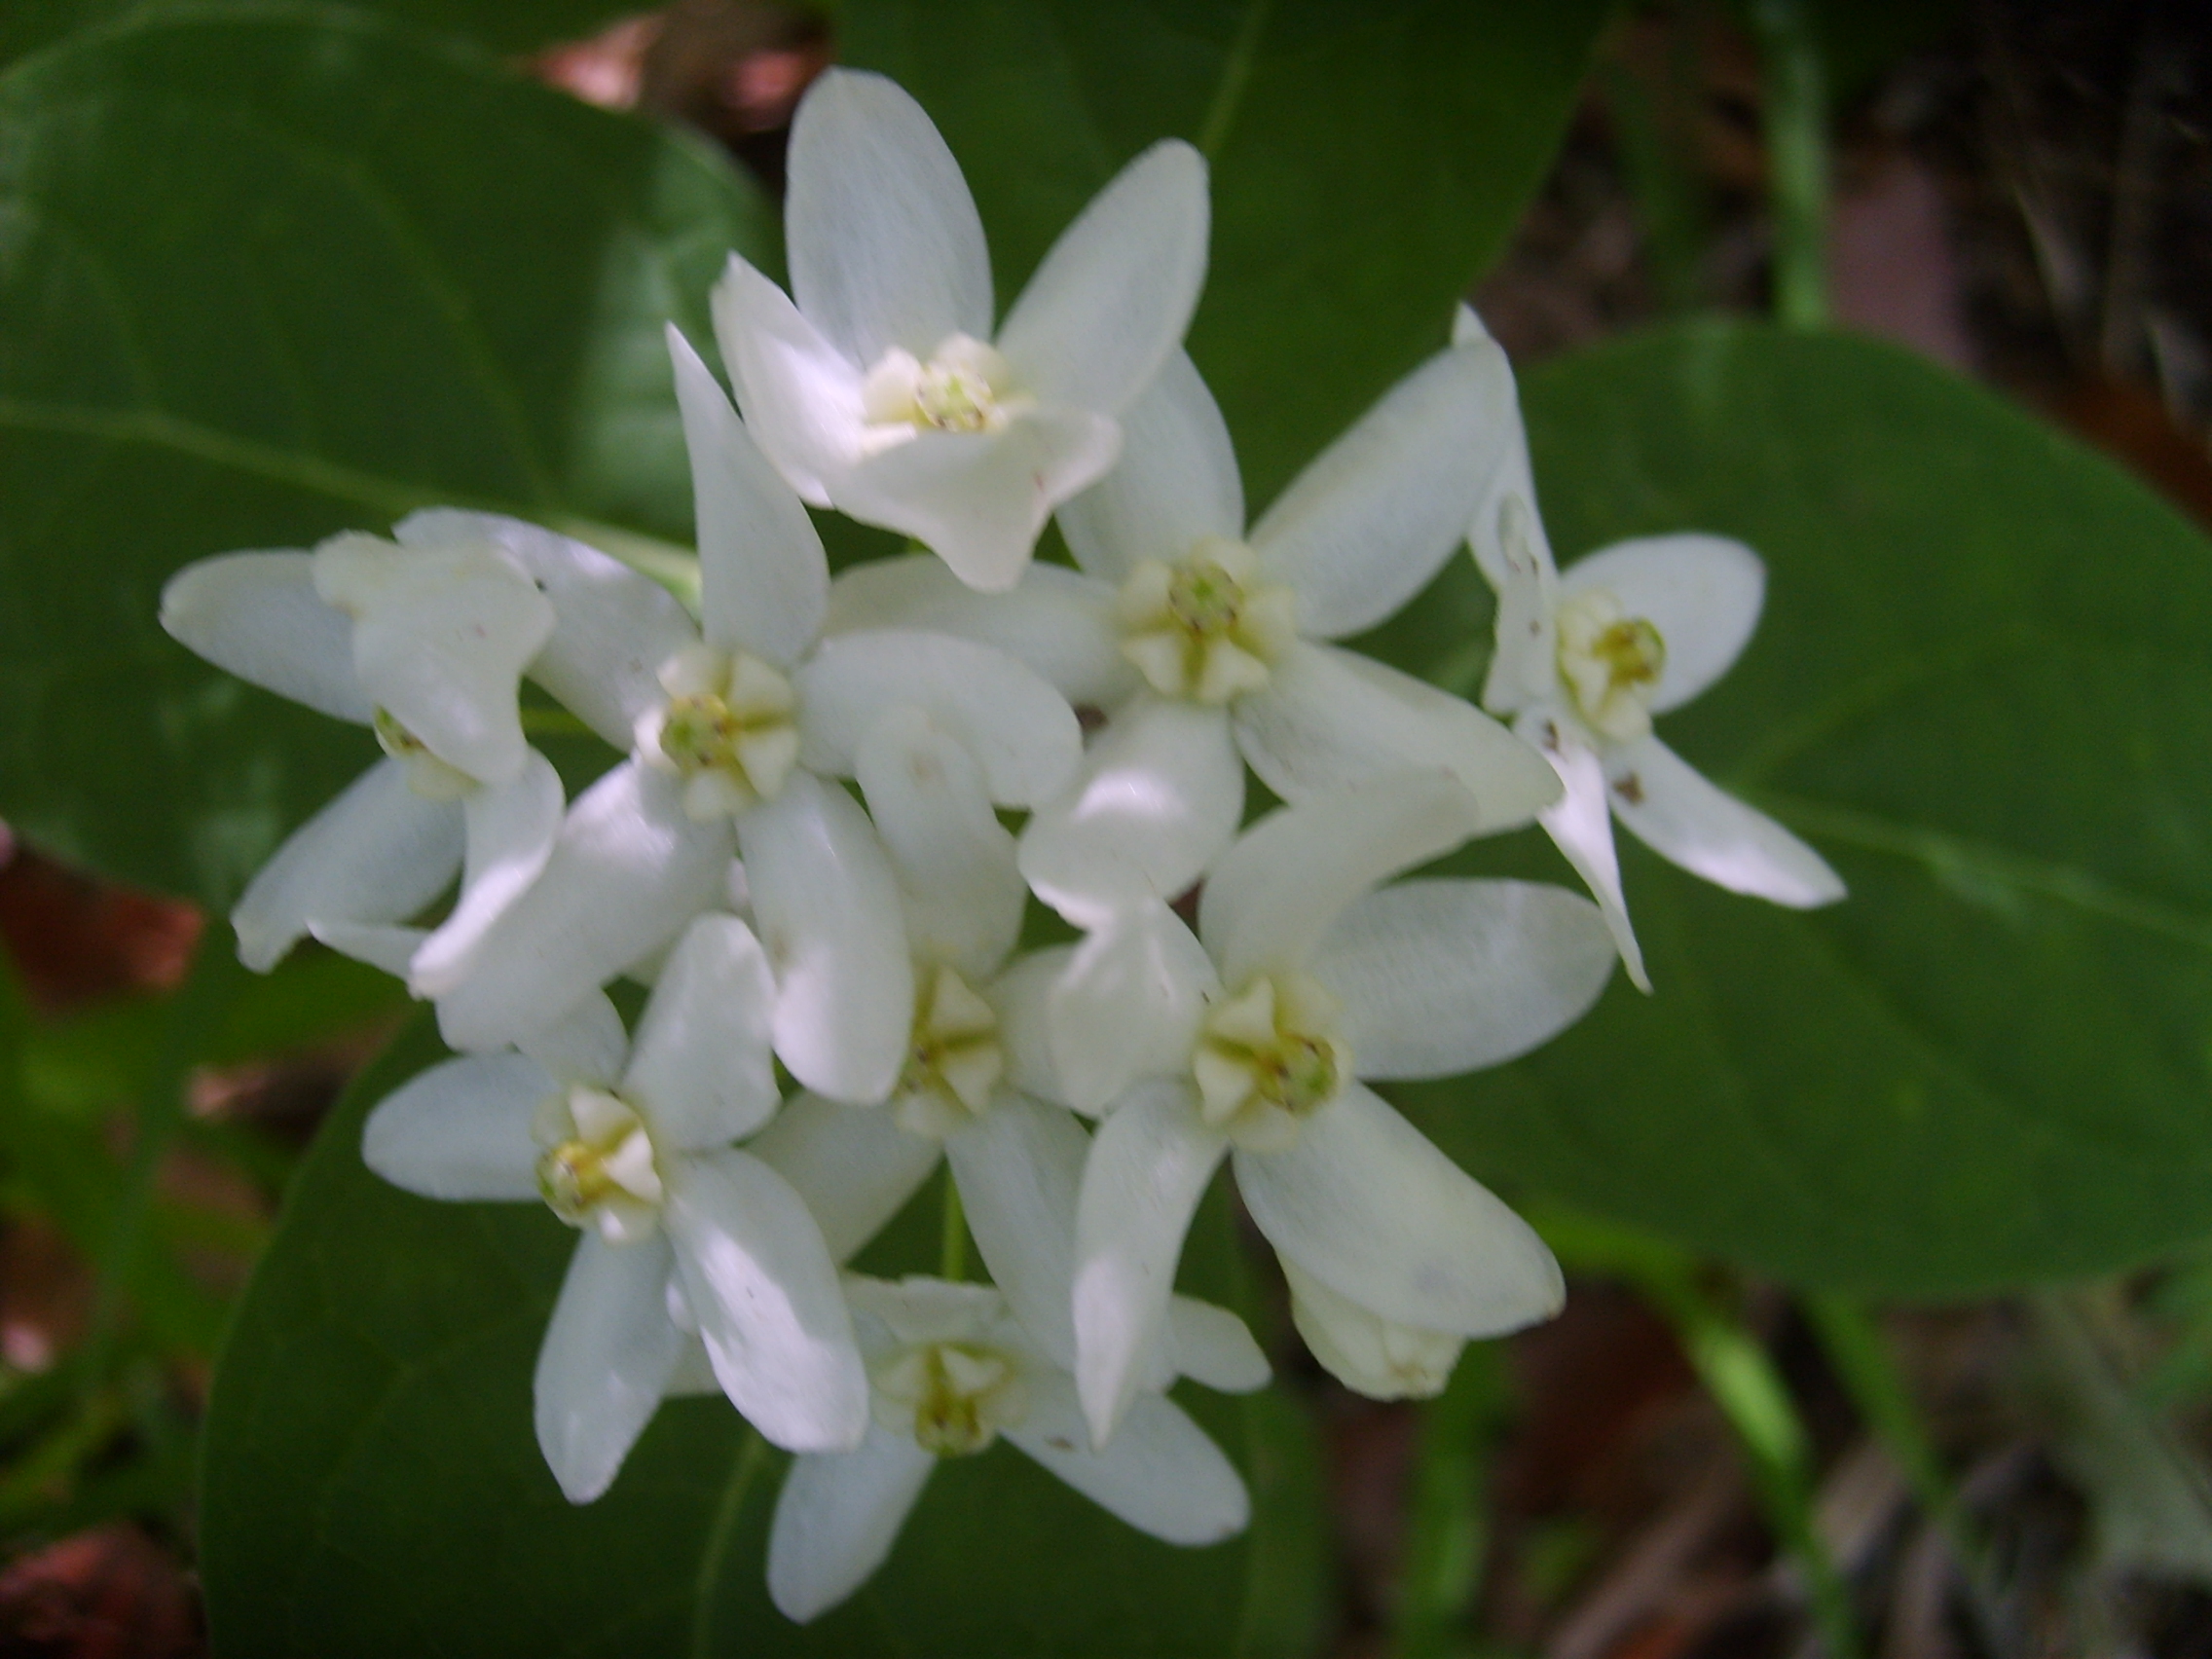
[1751,0,1831,329]
[939,1165,969,1282]
[1389,1346,1506,1659]
[550,515,704,612]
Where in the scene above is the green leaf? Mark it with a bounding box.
[201,1019,1323,1656]
[838,0,1608,506]
[1399,319,2212,1296]
[0,5,771,904]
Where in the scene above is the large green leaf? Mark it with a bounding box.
[1399,319,2212,1296]
[200,1019,1324,1656]
[0,6,770,904]
[838,0,1608,507]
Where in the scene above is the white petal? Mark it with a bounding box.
[1311,879,1615,1079]
[310,920,424,977]
[989,948,1074,1107]
[1449,305,1560,604]
[622,914,780,1151]
[430,760,732,1047]
[313,531,551,785]
[766,1424,937,1624]
[1604,736,1846,907]
[514,989,630,1087]
[159,551,369,721]
[231,758,461,973]
[1055,351,1244,584]
[426,510,698,752]
[1007,1371,1248,1545]
[746,1091,942,1265]
[1249,339,1517,639]
[1072,1082,1227,1445]
[1017,697,1243,927]
[1166,1298,1270,1393]
[784,68,992,367]
[1235,1081,1562,1338]
[1049,902,1218,1115]
[854,706,1026,980]
[669,325,829,667]
[1559,535,1765,713]
[1283,1257,1462,1402]
[359,1051,550,1201]
[1527,717,1648,992]
[1197,771,1482,987]
[737,773,913,1103]
[797,629,1081,808]
[824,554,1133,709]
[663,1146,870,1453]
[534,1233,683,1502]
[944,1094,1090,1366]
[835,409,1123,593]
[408,749,564,993]
[713,255,867,506]
[1235,642,1559,830]
[996,142,1209,417]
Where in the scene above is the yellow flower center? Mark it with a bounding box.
[871,1341,1028,1457]
[1192,973,1348,1152]
[894,966,1005,1139]
[861,334,1030,436]
[645,644,800,820]
[1555,588,1667,744]
[1116,537,1297,706]
[533,1086,663,1246]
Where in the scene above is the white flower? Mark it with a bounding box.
[1282,1260,1462,1401]
[159,519,562,976]
[761,1272,1258,1624]
[823,348,1561,925]
[360,913,869,1500]
[1453,306,1846,990]
[1044,773,1614,1441]
[416,329,1081,1100]
[712,68,1209,592]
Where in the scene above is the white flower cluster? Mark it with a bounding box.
[158,70,1842,1621]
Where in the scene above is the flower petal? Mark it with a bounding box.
[231,758,461,974]
[1559,535,1765,713]
[746,1091,942,1265]
[854,705,1026,980]
[1235,641,1559,829]
[310,920,424,978]
[766,1424,937,1624]
[1604,736,1846,907]
[1311,878,1615,1079]
[515,989,630,1088]
[1525,716,1648,991]
[1018,697,1243,927]
[428,760,732,1047]
[1283,1256,1461,1402]
[1049,902,1218,1115]
[825,554,1133,709]
[996,141,1209,418]
[1166,1298,1271,1393]
[1450,304,1559,602]
[313,532,550,786]
[668,325,829,667]
[1235,1081,1563,1338]
[713,256,867,506]
[663,1146,870,1453]
[408,748,564,994]
[1197,771,1482,987]
[1249,338,1517,639]
[405,509,699,752]
[159,551,369,722]
[797,628,1081,808]
[360,1051,549,1201]
[737,772,913,1103]
[1055,350,1244,584]
[1007,1370,1249,1545]
[622,914,780,1152]
[836,409,1123,592]
[784,68,992,367]
[989,947,1074,1107]
[944,1093,1090,1366]
[534,1232,682,1503]
[1073,1081,1227,1445]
